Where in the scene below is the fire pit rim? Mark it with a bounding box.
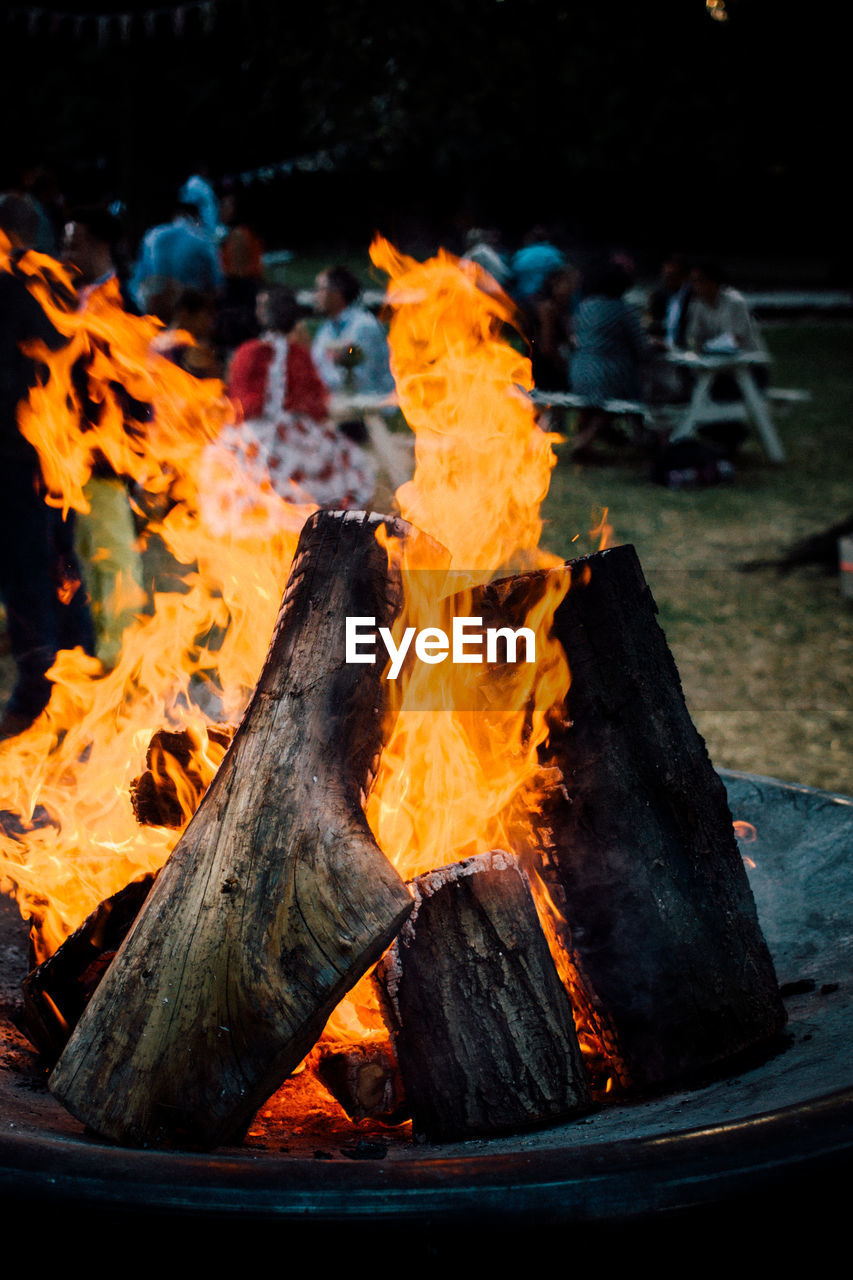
[2,768,851,1222]
[2,1084,851,1222]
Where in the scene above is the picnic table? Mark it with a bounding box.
[662,349,786,463]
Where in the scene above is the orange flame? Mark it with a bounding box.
[2,235,611,1102]
[590,507,613,551]
[363,237,569,882]
[0,236,310,959]
[319,240,579,1053]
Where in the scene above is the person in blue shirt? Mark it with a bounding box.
[130,201,223,320]
[311,265,395,399]
[510,227,566,304]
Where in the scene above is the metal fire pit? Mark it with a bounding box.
[1,770,851,1226]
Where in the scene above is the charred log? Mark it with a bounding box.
[376,850,591,1143]
[130,724,235,829]
[316,1041,408,1124]
[50,510,423,1149]
[475,545,786,1091]
[21,874,156,1062]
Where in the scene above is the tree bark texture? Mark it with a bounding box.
[472,545,786,1091]
[50,510,419,1148]
[377,850,591,1142]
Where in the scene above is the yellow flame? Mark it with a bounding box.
[0,237,310,958]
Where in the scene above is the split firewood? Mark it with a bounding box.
[316,1041,408,1124]
[376,850,591,1143]
[21,873,157,1062]
[50,510,427,1149]
[473,545,786,1091]
[130,724,235,829]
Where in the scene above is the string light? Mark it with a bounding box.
[706,0,729,21]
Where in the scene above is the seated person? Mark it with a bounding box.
[207,285,375,523]
[528,266,577,394]
[570,258,651,460]
[686,262,766,358]
[154,288,221,379]
[685,263,769,456]
[311,265,394,398]
[643,253,695,404]
[510,227,565,304]
[647,253,694,350]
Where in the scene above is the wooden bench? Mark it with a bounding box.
[528,389,650,419]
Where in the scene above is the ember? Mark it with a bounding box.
[1,237,784,1151]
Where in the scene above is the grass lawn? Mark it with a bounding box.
[539,323,853,794]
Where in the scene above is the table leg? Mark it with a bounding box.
[735,368,787,463]
[669,370,717,443]
[364,412,414,489]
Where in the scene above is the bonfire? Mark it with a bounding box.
[1,237,782,1150]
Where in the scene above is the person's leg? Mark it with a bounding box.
[572,409,608,460]
[0,467,71,730]
[74,477,145,669]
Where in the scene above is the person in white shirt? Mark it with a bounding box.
[311,265,394,399]
[686,262,766,356]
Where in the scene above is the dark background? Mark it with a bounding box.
[1,0,845,274]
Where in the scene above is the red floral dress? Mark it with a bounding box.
[201,333,375,535]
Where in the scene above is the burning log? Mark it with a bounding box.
[376,850,591,1142]
[21,873,157,1062]
[316,1042,408,1124]
[130,725,235,829]
[475,545,786,1091]
[49,510,419,1149]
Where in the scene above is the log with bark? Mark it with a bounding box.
[316,1041,408,1124]
[21,873,157,1062]
[471,545,786,1092]
[376,850,591,1142]
[50,510,425,1149]
[130,724,235,829]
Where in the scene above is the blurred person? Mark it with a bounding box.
[62,205,137,311]
[217,190,264,353]
[19,165,63,255]
[219,284,374,514]
[62,207,147,669]
[643,252,695,403]
[312,264,395,443]
[686,262,766,357]
[0,194,95,737]
[155,288,221,379]
[528,265,578,393]
[460,227,513,291]
[510,226,566,304]
[647,252,694,349]
[130,200,223,321]
[570,257,651,461]
[312,265,394,398]
[684,261,769,457]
